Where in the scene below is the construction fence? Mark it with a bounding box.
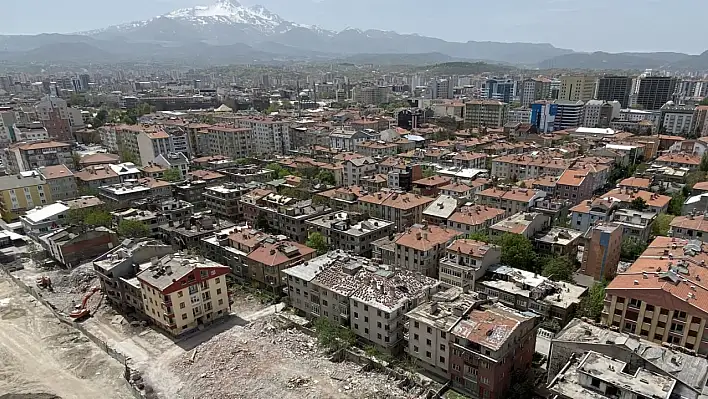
[1,266,146,399]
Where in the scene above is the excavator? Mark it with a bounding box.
[70,287,100,320]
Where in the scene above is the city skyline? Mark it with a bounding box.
[1,0,706,55]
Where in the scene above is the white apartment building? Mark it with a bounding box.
[136,130,190,167]
[343,157,376,186]
[137,253,231,336]
[583,100,621,128]
[198,126,253,159]
[236,118,291,156]
[506,107,532,124]
[438,239,501,291]
[283,251,441,353]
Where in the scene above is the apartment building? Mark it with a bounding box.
[535,227,583,257]
[35,96,83,141]
[3,140,73,173]
[612,209,656,243]
[491,154,571,180]
[477,265,586,331]
[438,182,475,200]
[204,183,254,221]
[241,192,330,243]
[670,214,708,242]
[489,211,550,239]
[636,76,678,111]
[355,141,398,158]
[0,173,52,221]
[602,237,708,354]
[569,197,619,232]
[153,152,189,180]
[583,100,621,128]
[558,75,597,102]
[463,100,509,129]
[343,156,376,187]
[358,190,435,231]
[553,100,585,130]
[305,211,394,256]
[599,187,671,214]
[580,223,622,281]
[596,76,633,107]
[236,118,291,156]
[422,195,459,226]
[548,351,679,399]
[40,226,118,268]
[448,302,537,399]
[660,102,695,135]
[75,164,122,190]
[197,126,253,159]
[438,239,501,290]
[446,205,506,235]
[330,128,378,151]
[549,318,708,398]
[137,253,230,336]
[98,178,172,209]
[655,153,702,171]
[476,187,546,216]
[393,224,459,278]
[245,238,315,293]
[136,129,190,166]
[520,78,552,106]
[201,226,268,279]
[283,251,441,353]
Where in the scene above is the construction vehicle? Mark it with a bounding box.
[70,287,100,320]
[36,276,52,291]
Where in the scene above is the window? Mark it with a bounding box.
[426,351,432,358]
[427,326,432,334]
[439,356,445,363]
[441,331,446,339]
[218,299,223,305]
[178,291,184,298]
[364,328,369,334]
[414,321,419,329]
[413,345,419,353]
[180,302,185,309]
[414,334,419,341]
[377,333,382,340]
[440,344,446,351]
[629,298,641,308]
[426,339,432,346]
[215,278,220,284]
[354,312,359,319]
[216,288,222,295]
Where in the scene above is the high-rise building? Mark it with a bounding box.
[580,222,622,281]
[553,100,585,130]
[583,100,621,128]
[484,78,515,103]
[636,76,678,110]
[558,75,597,102]
[464,100,509,129]
[596,76,633,108]
[429,78,454,99]
[530,101,557,133]
[519,78,552,106]
[79,74,91,92]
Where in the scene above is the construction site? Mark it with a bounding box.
[5,258,432,399]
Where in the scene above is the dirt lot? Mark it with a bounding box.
[0,275,135,399]
[10,260,427,399]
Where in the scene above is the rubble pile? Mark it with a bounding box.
[171,315,426,399]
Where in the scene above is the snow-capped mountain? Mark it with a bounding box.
[163,0,286,34]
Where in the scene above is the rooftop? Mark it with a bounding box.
[490,212,547,235]
[137,253,229,291]
[536,227,583,246]
[395,224,459,251]
[407,287,482,332]
[358,190,435,210]
[422,195,459,220]
[452,303,534,351]
[306,212,393,237]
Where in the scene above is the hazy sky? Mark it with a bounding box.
[2,0,705,54]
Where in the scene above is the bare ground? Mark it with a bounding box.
[0,275,135,399]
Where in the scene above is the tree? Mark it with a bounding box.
[316,170,336,185]
[91,109,109,128]
[306,232,329,256]
[505,369,536,399]
[117,219,150,238]
[578,281,608,322]
[161,168,182,182]
[465,231,491,243]
[652,213,674,237]
[621,237,647,261]
[422,168,437,178]
[67,208,111,230]
[630,197,647,211]
[668,192,685,216]
[119,147,137,164]
[498,233,538,272]
[541,256,575,283]
[313,317,356,353]
[71,153,82,170]
[255,212,270,231]
[685,171,708,190]
[701,153,708,172]
[265,162,290,179]
[701,98,708,106]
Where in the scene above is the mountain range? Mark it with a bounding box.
[0,0,707,70]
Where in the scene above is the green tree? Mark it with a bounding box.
[117,219,150,238]
[541,256,575,283]
[652,213,674,237]
[504,369,536,399]
[69,93,89,107]
[685,171,708,191]
[668,192,685,216]
[578,281,608,322]
[316,170,336,185]
[313,317,356,353]
[498,233,538,272]
[161,168,182,182]
[119,146,137,164]
[422,168,437,178]
[91,109,109,128]
[265,162,290,179]
[255,212,270,231]
[701,153,708,172]
[67,208,111,229]
[306,232,329,256]
[621,237,647,261]
[466,231,491,243]
[701,98,708,106]
[71,153,82,170]
[630,197,647,211]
